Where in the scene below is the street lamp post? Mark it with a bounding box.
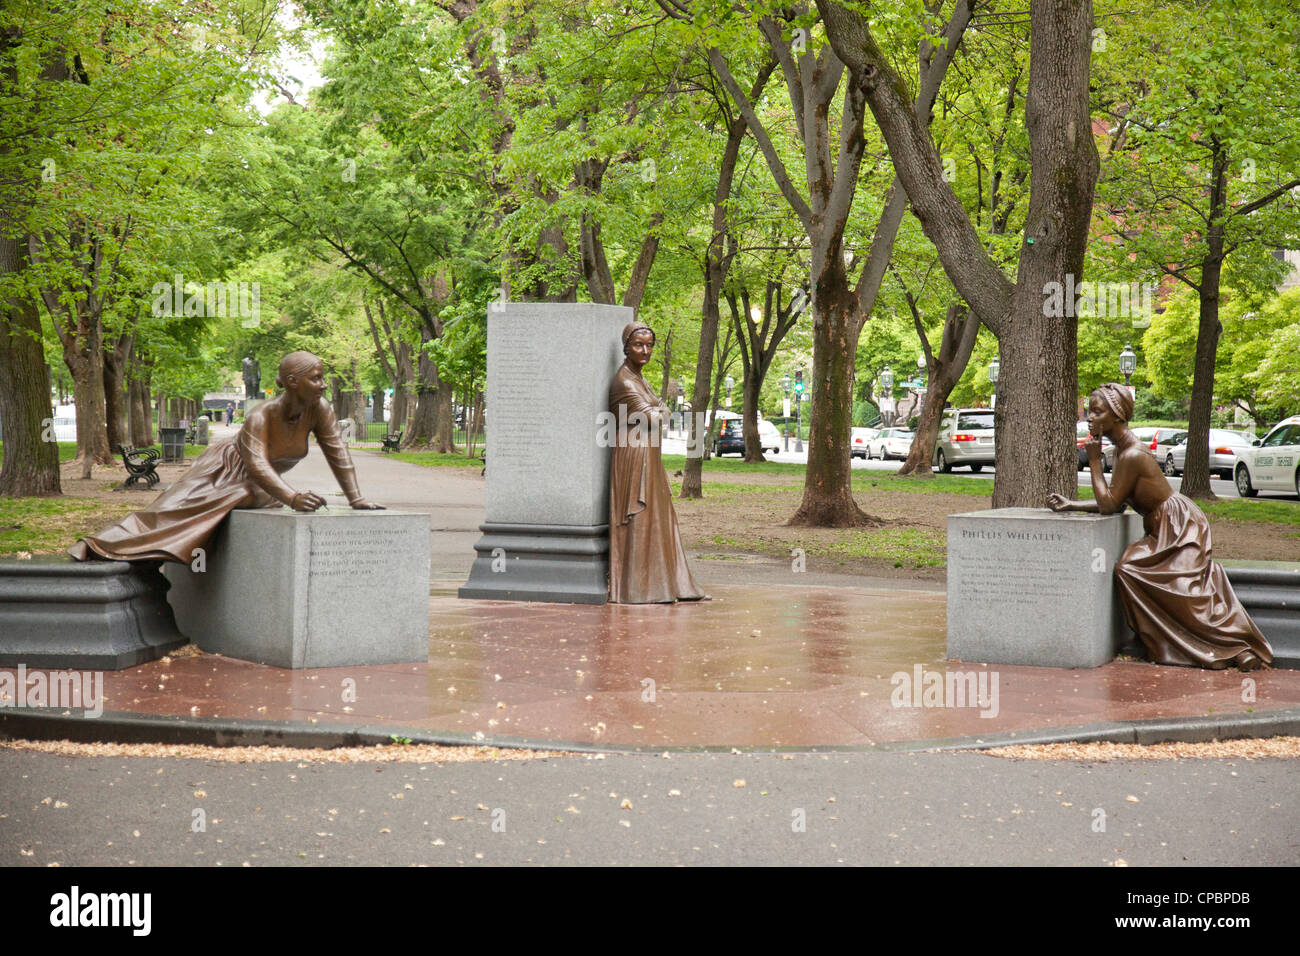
[724,374,735,409]
[780,374,792,451]
[914,353,927,423]
[987,356,1000,410]
[1118,343,1137,388]
[879,364,894,427]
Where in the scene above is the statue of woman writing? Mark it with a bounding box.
[607,322,707,604]
[70,351,383,564]
[1048,384,1270,670]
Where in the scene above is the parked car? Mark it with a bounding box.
[713,417,782,456]
[851,427,881,459]
[934,408,995,472]
[1076,420,1113,471]
[1233,415,1300,498]
[1165,429,1256,480]
[868,427,913,461]
[1152,429,1188,475]
[1102,426,1159,470]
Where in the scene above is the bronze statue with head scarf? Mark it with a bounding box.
[1049,384,1270,670]
[607,322,706,603]
[70,351,383,564]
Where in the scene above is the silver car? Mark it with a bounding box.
[1102,426,1159,470]
[869,428,913,461]
[1166,429,1257,480]
[934,408,994,472]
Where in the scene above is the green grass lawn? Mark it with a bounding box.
[0,496,137,554]
[0,441,209,466]
[382,450,485,469]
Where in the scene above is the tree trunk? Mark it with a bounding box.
[0,238,60,497]
[821,0,1097,508]
[128,368,152,447]
[897,302,981,476]
[407,327,439,447]
[1181,156,1230,501]
[371,387,385,424]
[789,268,874,525]
[103,339,130,452]
[741,373,763,463]
[434,376,456,453]
[66,333,112,466]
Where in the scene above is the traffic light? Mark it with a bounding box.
[794,370,803,394]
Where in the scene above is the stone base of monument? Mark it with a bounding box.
[164,508,430,668]
[1222,560,1300,669]
[947,508,1145,668]
[0,557,186,669]
[459,523,608,604]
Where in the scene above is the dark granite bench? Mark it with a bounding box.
[1222,560,1300,669]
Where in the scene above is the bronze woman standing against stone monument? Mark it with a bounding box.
[70,351,383,564]
[1047,383,1270,670]
[607,322,707,604]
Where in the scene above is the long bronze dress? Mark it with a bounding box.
[1114,493,1272,668]
[607,364,706,604]
[68,398,361,564]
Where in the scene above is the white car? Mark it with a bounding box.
[868,427,913,461]
[757,419,782,455]
[1234,415,1300,498]
[851,427,880,459]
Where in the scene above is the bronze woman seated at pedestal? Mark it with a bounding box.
[1048,383,1271,671]
[69,351,383,564]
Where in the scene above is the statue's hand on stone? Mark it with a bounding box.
[349,498,385,510]
[1046,493,1072,512]
[290,491,327,512]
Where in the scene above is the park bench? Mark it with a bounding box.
[117,445,161,488]
[381,430,403,453]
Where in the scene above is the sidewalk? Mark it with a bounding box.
[8,445,1299,751]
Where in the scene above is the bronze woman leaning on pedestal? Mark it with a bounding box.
[607,322,707,604]
[1047,383,1270,671]
[70,351,383,565]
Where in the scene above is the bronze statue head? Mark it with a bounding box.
[276,351,324,389]
[1091,383,1134,422]
[622,322,655,370]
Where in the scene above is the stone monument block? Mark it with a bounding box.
[164,509,430,668]
[947,508,1145,668]
[460,302,629,604]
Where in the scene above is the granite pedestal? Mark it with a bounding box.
[0,557,186,669]
[164,509,430,668]
[460,302,630,604]
[947,508,1145,668]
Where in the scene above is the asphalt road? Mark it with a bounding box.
[3,748,1295,866]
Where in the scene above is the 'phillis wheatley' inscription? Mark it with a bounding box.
[952,528,1076,611]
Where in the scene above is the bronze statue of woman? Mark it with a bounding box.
[70,351,383,564]
[1048,383,1270,670]
[607,322,706,604]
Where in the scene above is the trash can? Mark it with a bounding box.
[160,426,186,463]
[196,416,210,445]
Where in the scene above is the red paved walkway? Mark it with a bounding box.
[50,581,1300,750]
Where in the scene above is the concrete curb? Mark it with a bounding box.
[2,705,1298,755]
